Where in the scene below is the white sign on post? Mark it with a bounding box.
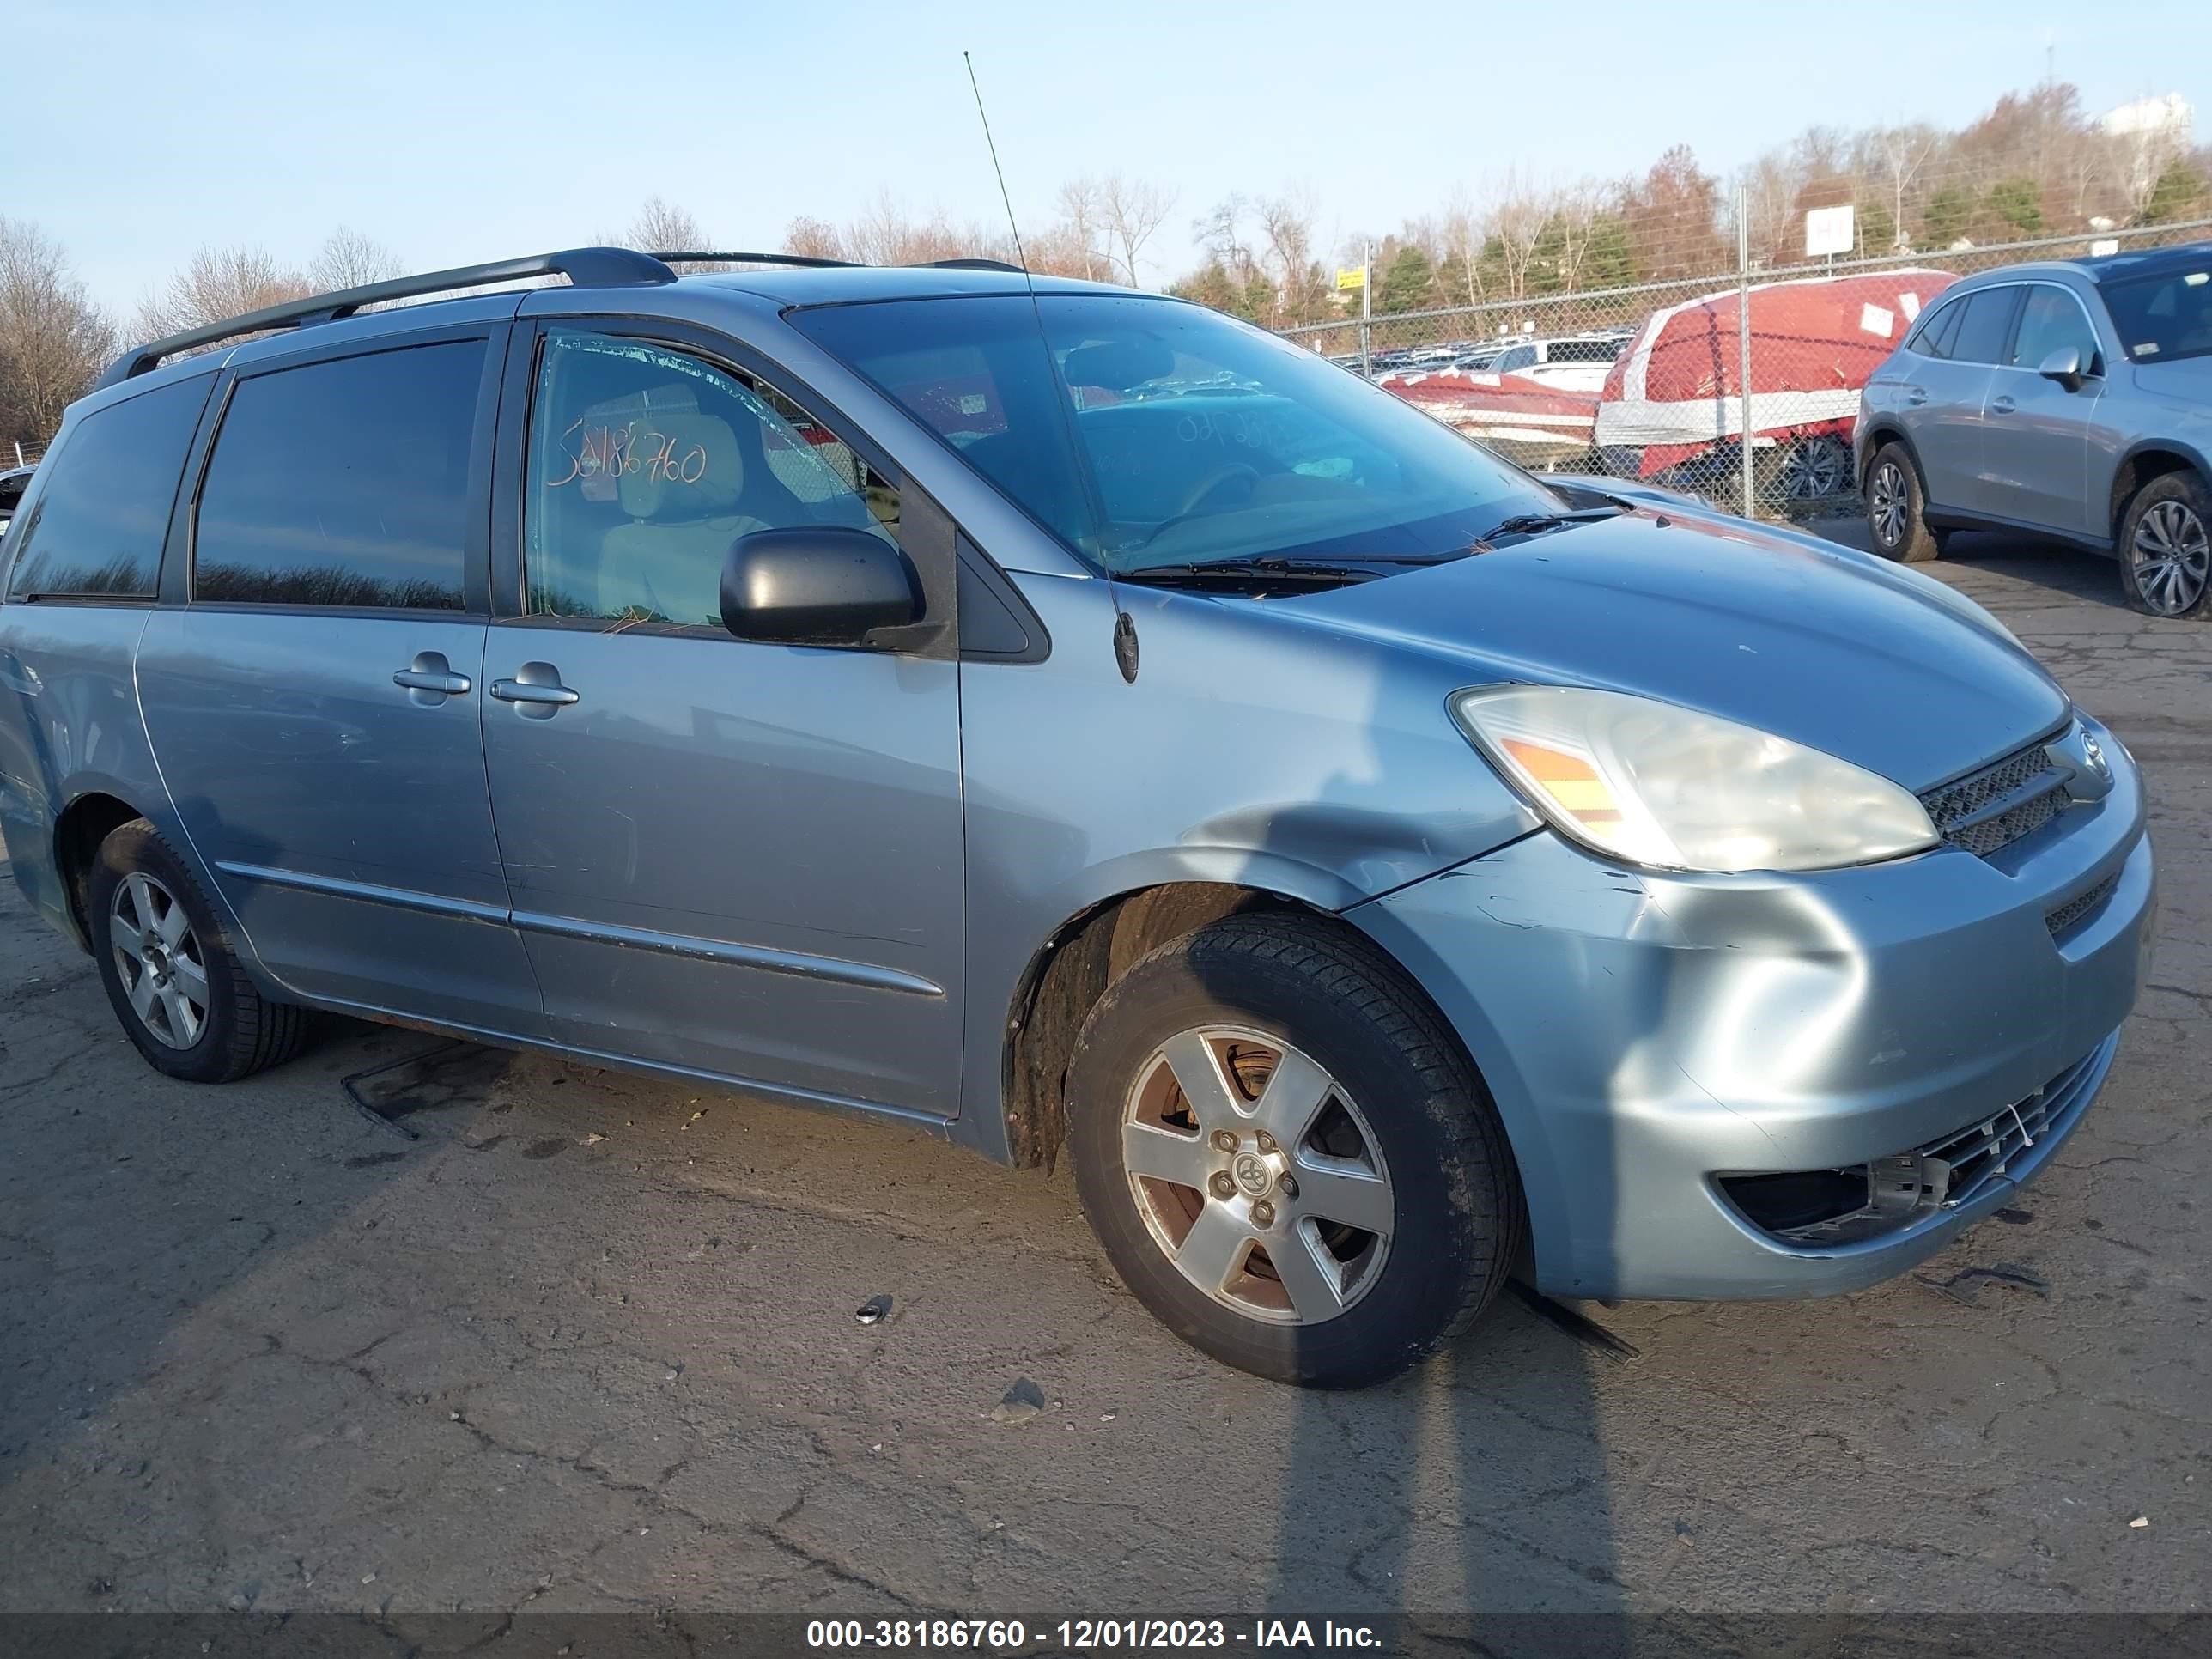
[1805,205,1856,258]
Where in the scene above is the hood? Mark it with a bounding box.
[2127,356,2212,410]
[1271,509,2066,791]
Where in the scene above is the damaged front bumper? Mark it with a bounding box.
[1348,721,2155,1301]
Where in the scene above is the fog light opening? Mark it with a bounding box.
[1722,1152,1953,1247]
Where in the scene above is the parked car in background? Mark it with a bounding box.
[0,248,2153,1388]
[0,465,33,540]
[1599,269,1958,508]
[1482,331,1629,392]
[1375,362,1601,471]
[1856,241,2212,617]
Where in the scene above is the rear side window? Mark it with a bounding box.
[1947,289,2021,365]
[4,377,212,601]
[193,340,485,610]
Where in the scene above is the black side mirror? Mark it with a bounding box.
[2036,346,2086,392]
[720,526,923,647]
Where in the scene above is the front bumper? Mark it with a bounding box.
[1349,718,2155,1301]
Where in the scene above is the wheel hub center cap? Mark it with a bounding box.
[1230,1151,1273,1198]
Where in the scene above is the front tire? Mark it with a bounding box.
[1068,914,1523,1388]
[1864,443,1941,562]
[89,819,308,1083]
[2118,471,2211,618]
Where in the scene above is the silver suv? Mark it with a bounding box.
[1856,242,2212,617]
[0,247,2153,1386]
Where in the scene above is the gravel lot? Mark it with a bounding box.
[2,524,2207,1627]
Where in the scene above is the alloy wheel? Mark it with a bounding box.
[1121,1026,1393,1326]
[110,872,209,1049]
[1781,436,1850,502]
[1869,459,1909,549]
[2130,500,2210,616]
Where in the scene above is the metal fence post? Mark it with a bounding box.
[1359,240,1372,381]
[1736,189,1755,519]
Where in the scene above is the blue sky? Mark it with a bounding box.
[7,0,2207,312]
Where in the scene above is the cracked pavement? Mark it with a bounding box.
[1,524,2206,1619]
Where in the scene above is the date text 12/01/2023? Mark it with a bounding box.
[804,1619,1385,1650]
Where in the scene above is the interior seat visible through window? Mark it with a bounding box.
[526,331,899,629]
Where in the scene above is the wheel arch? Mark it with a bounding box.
[999,880,1481,1176]
[51,789,150,952]
[1860,425,1929,496]
[2107,442,2210,543]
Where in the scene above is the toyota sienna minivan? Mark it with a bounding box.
[0,248,2155,1386]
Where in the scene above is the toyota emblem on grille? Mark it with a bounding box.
[2046,726,2114,803]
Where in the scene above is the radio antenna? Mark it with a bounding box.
[963,51,1030,280]
[962,49,1139,681]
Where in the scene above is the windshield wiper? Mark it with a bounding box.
[1471,504,1630,544]
[1115,556,1405,589]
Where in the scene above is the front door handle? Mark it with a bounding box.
[1990,394,2017,415]
[491,662,580,719]
[393,651,471,706]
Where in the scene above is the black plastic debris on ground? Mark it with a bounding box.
[342,1042,513,1142]
[855,1294,893,1326]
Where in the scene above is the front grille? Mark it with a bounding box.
[1723,1040,2112,1246]
[2045,870,2121,936]
[1919,732,2071,859]
[1919,1044,2104,1209]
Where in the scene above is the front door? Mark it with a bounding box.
[1980,282,2106,538]
[137,326,547,1037]
[1913,286,2020,515]
[480,324,965,1117]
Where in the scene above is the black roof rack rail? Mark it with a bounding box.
[96,246,677,390]
[924,258,1028,272]
[652,249,861,269]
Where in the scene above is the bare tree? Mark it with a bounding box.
[308,227,404,292]
[1053,177,1108,281]
[1873,125,1940,249]
[783,216,848,262]
[1256,187,1323,321]
[1486,172,1551,300]
[134,246,313,343]
[0,218,117,447]
[610,198,733,272]
[1440,190,1491,306]
[1101,175,1176,286]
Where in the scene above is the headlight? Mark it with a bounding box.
[1450,685,1939,873]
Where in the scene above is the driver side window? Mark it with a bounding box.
[525,330,898,629]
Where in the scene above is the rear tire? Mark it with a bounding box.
[2118,471,2211,618]
[1067,913,1523,1388]
[1864,443,1941,562]
[88,819,308,1083]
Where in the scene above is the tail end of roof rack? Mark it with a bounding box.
[96,246,678,390]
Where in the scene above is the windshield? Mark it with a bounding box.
[2103,264,2212,365]
[790,294,1557,574]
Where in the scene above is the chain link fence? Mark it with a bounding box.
[1277,216,2212,520]
[5,439,46,471]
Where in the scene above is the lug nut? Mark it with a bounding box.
[1255,1130,1278,1154]
[1251,1200,1276,1228]
[1211,1130,1238,1152]
[1209,1173,1236,1200]
[1277,1173,1299,1198]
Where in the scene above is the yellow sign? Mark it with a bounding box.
[1335,267,1366,291]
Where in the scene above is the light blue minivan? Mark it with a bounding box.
[0,248,2154,1384]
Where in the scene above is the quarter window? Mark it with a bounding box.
[4,376,212,601]
[193,341,484,610]
[523,330,899,629]
[1904,298,1962,359]
[2009,285,2100,371]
